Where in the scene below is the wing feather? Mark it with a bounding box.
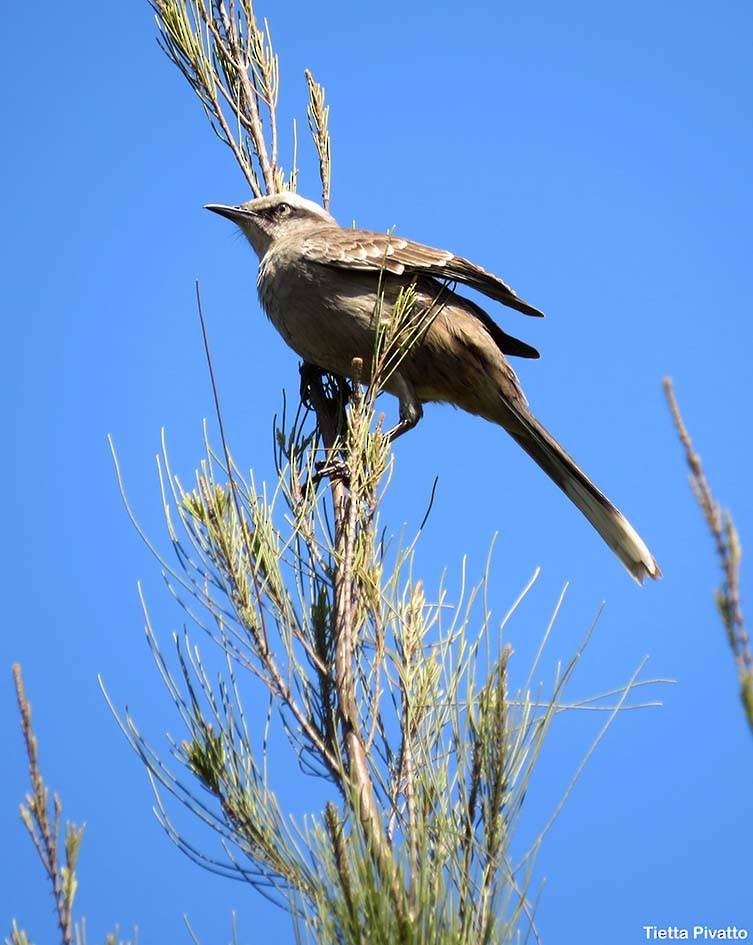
[301,229,544,317]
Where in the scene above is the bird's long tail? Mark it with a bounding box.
[508,408,661,583]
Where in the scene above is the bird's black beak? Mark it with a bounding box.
[204,203,254,222]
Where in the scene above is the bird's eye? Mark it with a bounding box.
[276,203,291,217]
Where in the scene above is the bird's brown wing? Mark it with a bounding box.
[300,228,544,318]
[458,292,540,359]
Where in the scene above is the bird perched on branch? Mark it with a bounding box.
[206,192,660,584]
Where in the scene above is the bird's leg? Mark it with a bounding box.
[385,375,423,442]
[299,361,353,483]
[299,360,326,408]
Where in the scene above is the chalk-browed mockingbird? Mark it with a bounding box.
[206,192,660,584]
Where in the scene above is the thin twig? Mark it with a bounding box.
[663,377,752,733]
[195,284,341,773]
[305,69,331,210]
[215,0,277,192]
[13,665,80,945]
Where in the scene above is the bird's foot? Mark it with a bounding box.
[313,457,350,486]
[383,376,423,442]
[384,401,423,442]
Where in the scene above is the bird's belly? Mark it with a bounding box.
[257,261,519,425]
[258,266,382,376]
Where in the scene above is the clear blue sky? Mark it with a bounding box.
[2,1,752,942]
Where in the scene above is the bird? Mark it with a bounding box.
[206,191,660,584]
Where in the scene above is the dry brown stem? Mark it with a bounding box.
[663,378,752,733]
[12,664,85,945]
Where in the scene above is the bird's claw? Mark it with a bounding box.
[313,457,350,486]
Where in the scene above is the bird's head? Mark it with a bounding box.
[205,192,335,257]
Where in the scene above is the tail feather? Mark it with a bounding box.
[509,410,661,584]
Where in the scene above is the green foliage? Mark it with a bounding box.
[105,290,660,943]
[149,0,329,198]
